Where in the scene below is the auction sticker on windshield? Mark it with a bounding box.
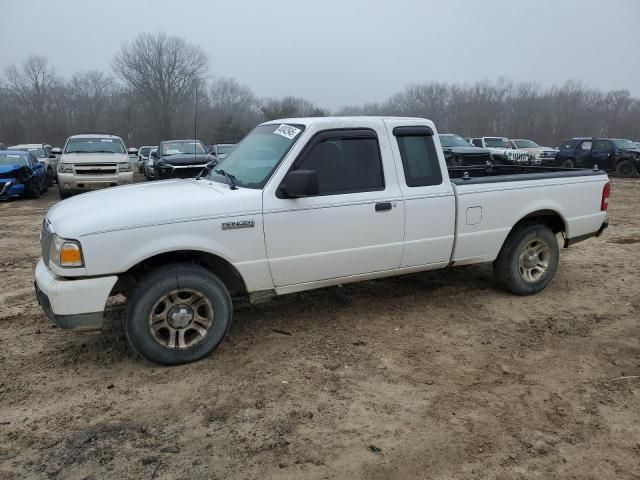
[273,124,301,140]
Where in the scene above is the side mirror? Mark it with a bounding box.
[51,148,61,154]
[280,170,319,198]
[150,151,159,159]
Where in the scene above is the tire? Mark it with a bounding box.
[125,263,233,365]
[493,223,559,295]
[28,184,41,199]
[58,189,70,200]
[615,159,636,177]
[47,168,54,187]
[561,159,575,169]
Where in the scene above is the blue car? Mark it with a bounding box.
[0,150,49,200]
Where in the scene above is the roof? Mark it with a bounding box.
[262,116,432,126]
[68,134,123,139]
[9,143,49,149]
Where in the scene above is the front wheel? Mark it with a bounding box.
[125,264,233,365]
[493,223,559,295]
[47,168,54,186]
[561,159,575,169]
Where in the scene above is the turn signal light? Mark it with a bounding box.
[60,243,83,267]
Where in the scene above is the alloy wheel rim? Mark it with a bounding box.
[518,239,550,283]
[148,288,214,350]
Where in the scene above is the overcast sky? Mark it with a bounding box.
[1,0,639,109]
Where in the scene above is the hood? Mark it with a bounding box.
[619,148,640,155]
[46,178,262,238]
[158,153,215,165]
[0,164,31,180]
[61,152,128,164]
[443,146,490,154]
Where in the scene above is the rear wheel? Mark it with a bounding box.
[615,159,636,177]
[493,223,559,295]
[561,158,575,168]
[125,264,233,365]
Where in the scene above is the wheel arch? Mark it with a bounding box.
[498,209,567,255]
[113,249,247,298]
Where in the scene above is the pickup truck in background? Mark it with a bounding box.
[439,134,492,166]
[35,117,610,365]
[57,134,134,199]
[507,139,558,165]
[470,137,532,164]
[555,137,640,176]
[150,139,216,180]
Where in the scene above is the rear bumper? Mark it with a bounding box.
[34,259,117,331]
[564,219,609,247]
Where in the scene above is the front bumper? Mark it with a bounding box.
[34,259,118,331]
[58,171,134,193]
[0,180,25,199]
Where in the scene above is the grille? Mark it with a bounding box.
[540,151,557,159]
[41,219,52,265]
[74,163,118,175]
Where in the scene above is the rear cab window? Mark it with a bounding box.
[393,126,443,187]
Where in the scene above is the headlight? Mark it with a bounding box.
[58,163,73,173]
[49,234,84,268]
[118,162,132,172]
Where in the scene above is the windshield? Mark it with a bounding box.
[139,147,151,156]
[514,139,539,148]
[439,135,472,148]
[0,153,29,167]
[216,145,235,155]
[9,146,45,157]
[161,141,206,156]
[206,123,305,189]
[65,137,125,154]
[612,139,638,149]
[484,138,509,148]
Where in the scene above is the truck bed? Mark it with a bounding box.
[448,165,605,185]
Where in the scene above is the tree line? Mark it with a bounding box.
[1,32,639,148]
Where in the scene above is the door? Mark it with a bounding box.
[383,119,456,268]
[591,140,614,170]
[263,127,405,287]
[575,140,593,167]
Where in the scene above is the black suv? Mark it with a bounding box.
[151,140,216,179]
[555,137,640,176]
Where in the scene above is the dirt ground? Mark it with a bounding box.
[1,177,639,480]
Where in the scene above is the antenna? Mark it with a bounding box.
[194,80,198,166]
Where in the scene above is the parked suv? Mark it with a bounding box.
[57,134,134,199]
[137,145,154,173]
[555,137,640,176]
[469,137,531,164]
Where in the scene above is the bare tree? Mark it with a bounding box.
[69,71,116,132]
[5,55,59,139]
[261,96,326,121]
[207,77,260,142]
[112,33,208,139]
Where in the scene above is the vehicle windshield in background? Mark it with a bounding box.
[65,138,126,154]
[514,140,539,148]
[139,147,151,156]
[216,145,235,155]
[485,138,509,148]
[440,135,472,148]
[206,123,305,189]
[9,147,45,157]
[161,141,206,155]
[612,139,638,149]
[0,153,29,167]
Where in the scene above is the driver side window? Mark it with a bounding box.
[293,131,385,196]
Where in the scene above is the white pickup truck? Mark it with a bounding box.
[35,117,610,365]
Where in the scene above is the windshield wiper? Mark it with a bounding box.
[214,169,238,190]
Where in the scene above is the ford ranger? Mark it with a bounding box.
[35,117,610,365]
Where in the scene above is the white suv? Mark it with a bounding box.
[57,134,134,199]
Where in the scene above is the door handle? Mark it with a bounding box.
[375,202,392,212]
